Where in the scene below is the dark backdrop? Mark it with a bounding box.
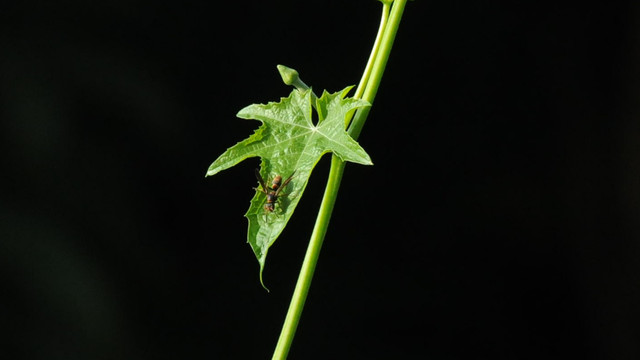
[1,1,639,359]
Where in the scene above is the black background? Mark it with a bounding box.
[1,1,639,359]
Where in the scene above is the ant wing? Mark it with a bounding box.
[275,170,296,196]
[254,168,268,191]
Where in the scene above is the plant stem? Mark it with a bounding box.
[349,0,406,140]
[353,2,391,100]
[272,1,407,358]
[271,155,345,360]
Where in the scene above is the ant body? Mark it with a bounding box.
[254,169,295,216]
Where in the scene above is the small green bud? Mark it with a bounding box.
[277,65,298,85]
[277,64,310,91]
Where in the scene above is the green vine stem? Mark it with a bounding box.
[272,1,407,358]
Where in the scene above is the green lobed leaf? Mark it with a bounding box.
[206,87,371,288]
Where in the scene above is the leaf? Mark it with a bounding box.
[206,87,372,288]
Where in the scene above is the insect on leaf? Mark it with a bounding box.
[206,87,372,288]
